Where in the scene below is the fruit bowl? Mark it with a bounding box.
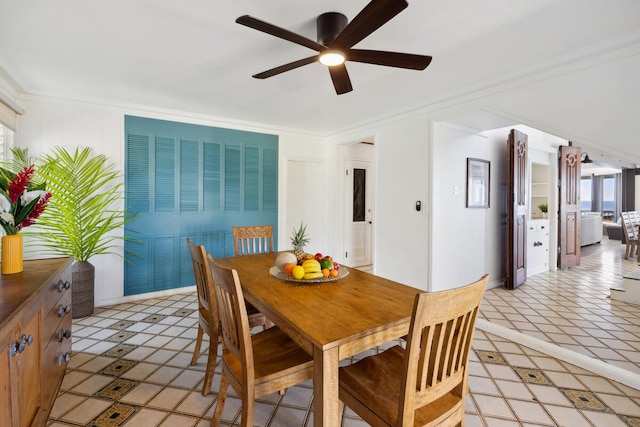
[269,266,349,284]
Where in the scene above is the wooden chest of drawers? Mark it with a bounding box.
[0,258,73,427]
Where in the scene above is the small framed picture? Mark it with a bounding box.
[466,158,490,208]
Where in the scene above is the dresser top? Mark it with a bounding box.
[0,257,72,326]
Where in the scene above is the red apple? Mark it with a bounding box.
[315,252,323,260]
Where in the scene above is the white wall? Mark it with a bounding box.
[277,133,334,256]
[370,116,430,290]
[431,123,506,291]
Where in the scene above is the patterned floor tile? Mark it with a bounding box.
[91,402,137,426]
[100,360,137,377]
[475,350,507,365]
[108,320,136,330]
[172,308,195,317]
[513,367,553,386]
[623,416,640,427]
[106,331,137,343]
[104,344,138,358]
[562,389,609,411]
[142,314,166,323]
[97,379,138,400]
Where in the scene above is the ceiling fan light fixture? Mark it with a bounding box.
[237,0,431,94]
[319,50,345,66]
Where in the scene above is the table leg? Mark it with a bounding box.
[313,346,340,427]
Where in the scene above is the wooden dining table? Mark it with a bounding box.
[214,252,420,427]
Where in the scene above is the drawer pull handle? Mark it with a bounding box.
[58,304,71,317]
[9,342,18,358]
[58,352,71,366]
[57,280,71,292]
[15,334,34,354]
[58,329,72,342]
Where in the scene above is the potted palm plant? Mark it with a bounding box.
[29,146,136,318]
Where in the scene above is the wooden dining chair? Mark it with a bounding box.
[231,225,274,328]
[232,225,274,256]
[338,274,489,427]
[620,212,639,260]
[208,257,314,427]
[186,238,271,396]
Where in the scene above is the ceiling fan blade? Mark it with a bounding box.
[328,64,353,95]
[236,15,326,52]
[348,49,432,70]
[331,0,408,50]
[253,56,319,79]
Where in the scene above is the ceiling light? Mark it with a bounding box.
[319,50,345,66]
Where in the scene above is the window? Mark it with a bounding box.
[0,123,14,161]
[581,177,592,212]
[602,175,616,221]
[581,173,620,221]
[353,168,366,221]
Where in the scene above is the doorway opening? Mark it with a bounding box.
[340,141,375,270]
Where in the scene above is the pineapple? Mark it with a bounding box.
[290,222,310,262]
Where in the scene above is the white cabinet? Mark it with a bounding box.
[527,220,549,276]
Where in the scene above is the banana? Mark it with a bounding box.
[301,259,321,272]
[300,259,322,279]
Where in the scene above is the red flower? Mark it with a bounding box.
[9,165,35,203]
[20,192,51,229]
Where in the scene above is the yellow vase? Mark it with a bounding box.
[2,234,23,274]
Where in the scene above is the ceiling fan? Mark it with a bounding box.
[236,0,432,95]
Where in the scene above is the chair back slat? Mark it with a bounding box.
[399,274,488,425]
[232,225,274,256]
[456,309,475,371]
[621,212,639,241]
[449,316,465,373]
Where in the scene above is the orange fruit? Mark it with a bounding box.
[322,268,330,278]
[283,263,296,276]
[329,269,339,277]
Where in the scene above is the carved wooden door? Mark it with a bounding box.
[558,145,581,268]
[506,129,528,289]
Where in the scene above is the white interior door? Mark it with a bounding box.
[345,160,373,267]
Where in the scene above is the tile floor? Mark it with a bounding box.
[47,238,640,426]
[480,237,640,374]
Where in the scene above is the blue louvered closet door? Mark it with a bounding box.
[124,116,278,296]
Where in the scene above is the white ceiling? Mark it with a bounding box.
[1,0,639,164]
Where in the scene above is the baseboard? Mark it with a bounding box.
[476,318,640,391]
[96,285,197,308]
